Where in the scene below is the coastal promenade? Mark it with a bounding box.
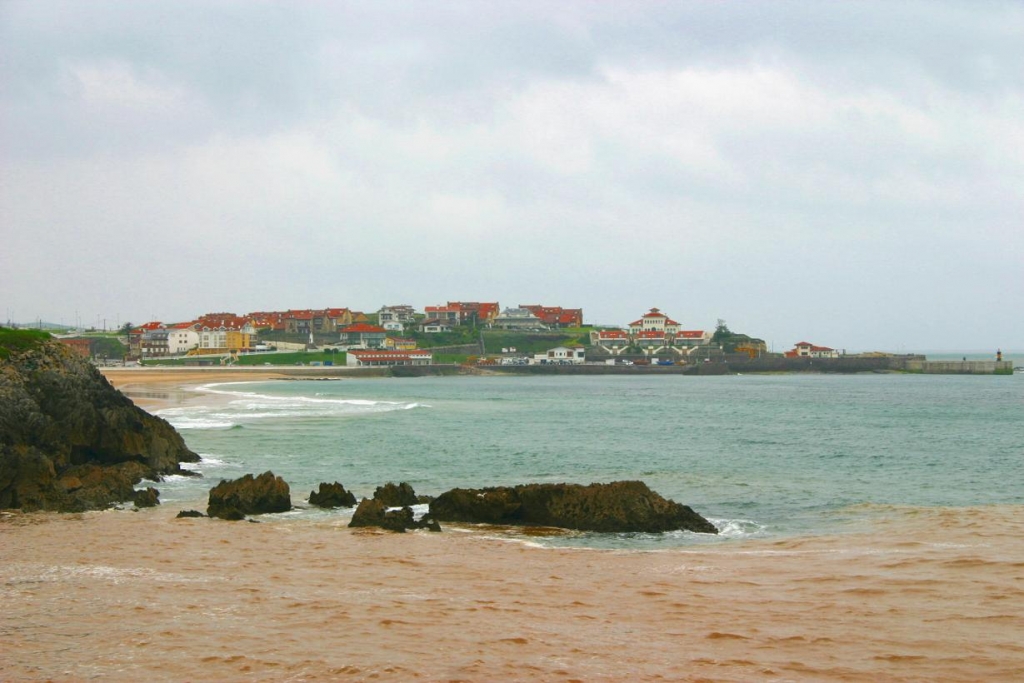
[100,357,1016,388]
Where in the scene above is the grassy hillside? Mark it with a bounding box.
[0,327,52,360]
[481,328,593,355]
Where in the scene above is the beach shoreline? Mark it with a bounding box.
[2,371,1021,680]
[101,366,322,410]
[2,503,1022,681]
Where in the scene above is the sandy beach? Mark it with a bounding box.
[100,366,345,410]
[2,503,1023,681]
[1,370,1021,681]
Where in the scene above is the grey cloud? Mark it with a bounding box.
[1,1,1022,350]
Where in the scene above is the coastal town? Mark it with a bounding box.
[35,301,1014,375]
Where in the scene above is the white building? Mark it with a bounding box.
[628,308,682,336]
[530,346,586,365]
[346,349,433,366]
[492,307,546,330]
[167,325,199,355]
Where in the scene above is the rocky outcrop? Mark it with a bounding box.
[349,498,442,533]
[0,330,200,512]
[207,471,291,520]
[373,481,419,507]
[133,487,160,508]
[429,481,718,534]
[308,481,357,508]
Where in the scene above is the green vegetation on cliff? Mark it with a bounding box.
[0,327,52,360]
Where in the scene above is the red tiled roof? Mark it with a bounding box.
[793,342,834,352]
[598,329,629,338]
[678,330,705,338]
[795,341,834,351]
[341,323,386,333]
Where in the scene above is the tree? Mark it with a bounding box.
[711,319,732,345]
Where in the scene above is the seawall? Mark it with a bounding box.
[899,359,1014,375]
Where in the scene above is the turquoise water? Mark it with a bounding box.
[153,374,1024,547]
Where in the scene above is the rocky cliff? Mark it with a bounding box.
[0,329,200,511]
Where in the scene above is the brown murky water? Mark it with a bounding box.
[2,505,1023,681]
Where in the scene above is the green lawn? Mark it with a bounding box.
[144,350,347,366]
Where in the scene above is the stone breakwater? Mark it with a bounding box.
[1,335,199,511]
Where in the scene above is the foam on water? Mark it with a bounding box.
[711,517,769,538]
[156,383,426,431]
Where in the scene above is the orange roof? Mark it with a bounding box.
[341,323,386,333]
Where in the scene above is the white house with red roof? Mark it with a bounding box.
[425,302,500,326]
[424,304,461,324]
[167,322,199,355]
[673,330,711,348]
[786,341,841,359]
[346,349,433,367]
[628,308,682,336]
[339,323,387,349]
[634,329,669,353]
[591,328,630,354]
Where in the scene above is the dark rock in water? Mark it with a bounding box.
[381,505,415,533]
[350,497,442,533]
[308,481,357,508]
[0,330,200,512]
[133,487,160,508]
[176,509,205,518]
[207,471,291,520]
[349,497,387,528]
[373,481,418,507]
[219,508,246,521]
[418,514,442,533]
[429,481,718,534]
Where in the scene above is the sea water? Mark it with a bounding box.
[152,373,1024,548]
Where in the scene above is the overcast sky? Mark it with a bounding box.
[2,1,1021,351]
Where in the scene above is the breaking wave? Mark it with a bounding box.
[156,384,427,430]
